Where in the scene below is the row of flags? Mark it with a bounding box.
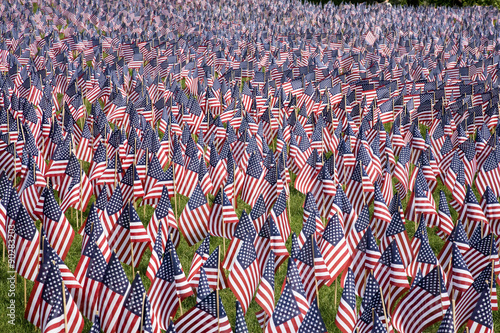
[1,0,500,332]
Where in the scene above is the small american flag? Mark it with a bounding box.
[117,273,160,333]
[319,214,350,285]
[39,260,84,333]
[235,301,249,333]
[40,187,75,260]
[179,184,210,246]
[392,267,449,333]
[336,268,356,333]
[466,287,493,333]
[228,234,260,313]
[108,202,150,267]
[15,203,40,280]
[98,252,130,333]
[187,233,210,288]
[175,290,233,333]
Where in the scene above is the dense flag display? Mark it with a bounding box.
[1,0,500,332]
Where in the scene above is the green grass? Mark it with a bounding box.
[1,132,500,332]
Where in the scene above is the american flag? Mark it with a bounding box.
[347,205,370,255]
[102,184,124,237]
[39,187,75,260]
[265,280,304,333]
[209,187,239,240]
[437,220,470,270]
[228,233,260,313]
[447,243,473,298]
[235,301,250,333]
[142,156,172,206]
[108,202,150,267]
[177,151,200,197]
[459,185,488,227]
[197,267,212,302]
[15,203,40,280]
[475,150,500,197]
[146,186,178,255]
[68,232,104,313]
[295,235,331,304]
[297,296,327,333]
[120,165,144,204]
[223,210,256,270]
[480,186,500,233]
[148,247,182,331]
[187,233,210,288]
[437,191,454,239]
[270,189,290,246]
[38,261,84,333]
[25,235,82,327]
[89,313,101,333]
[351,227,381,296]
[346,162,374,215]
[299,192,324,246]
[319,214,350,285]
[455,263,495,329]
[117,273,160,333]
[78,203,112,263]
[466,287,493,333]
[462,234,500,281]
[147,220,164,282]
[392,267,450,333]
[436,306,454,333]
[371,183,392,238]
[374,240,410,311]
[203,246,228,290]
[175,290,233,333]
[335,268,357,333]
[241,152,264,206]
[407,235,439,278]
[256,250,276,326]
[179,184,210,246]
[380,211,412,268]
[98,252,130,333]
[356,273,384,333]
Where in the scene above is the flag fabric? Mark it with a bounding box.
[39,187,75,260]
[447,243,474,298]
[71,238,107,320]
[108,201,150,267]
[203,246,228,290]
[297,296,328,333]
[38,260,84,333]
[179,184,211,246]
[223,210,256,270]
[187,233,210,288]
[98,253,131,333]
[228,234,260,313]
[336,268,357,333]
[392,267,450,333]
[374,240,410,311]
[256,250,276,323]
[117,273,160,333]
[319,214,350,285]
[175,291,233,333]
[466,287,493,333]
[15,203,40,280]
[235,301,250,333]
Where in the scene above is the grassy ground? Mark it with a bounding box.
[1,145,500,333]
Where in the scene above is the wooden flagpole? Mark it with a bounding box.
[311,234,320,307]
[216,245,221,333]
[139,292,146,333]
[168,242,183,315]
[60,270,68,333]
